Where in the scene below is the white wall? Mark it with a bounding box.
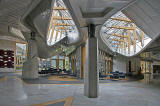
[113,55,141,75]
[113,55,127,73]
[126,57,141,75]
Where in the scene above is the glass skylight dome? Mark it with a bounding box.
[100,11,152,56]
[47,0,79,46]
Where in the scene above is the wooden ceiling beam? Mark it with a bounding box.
[110,17,132,23]
[109,26,134,30]
[52,16,72,20]
[53,6,67,10]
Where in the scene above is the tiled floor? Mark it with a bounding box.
[0,72,160,106]
[48,75,78,81]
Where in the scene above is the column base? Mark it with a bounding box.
[22,57,39,79]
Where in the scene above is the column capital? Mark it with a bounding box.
[31,31,36,40]
[88,24,95,38]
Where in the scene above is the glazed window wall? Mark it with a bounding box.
[47,0,79,45]
[39,55,70,70]
[15,42,27,72]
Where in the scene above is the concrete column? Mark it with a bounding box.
[84,24,99,98]
[148,53,151,73]
[63,56,65,69]
[113,55,126,73]
[71,55,75,74]
[145,53,147,74]
[148,53,152,81]
[22,32,38,79]
[56,55,59,69]
[107,60,109,74]
[149,62,151,73]
[144,53,147,82]
[69,57,72,72]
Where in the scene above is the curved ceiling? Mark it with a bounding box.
[123,0,160,40]
[3,0,157,58]
[20,0,79,58]
[100,11,152,56]
[47,0,79,46]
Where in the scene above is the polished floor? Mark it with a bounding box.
[0,72,160,106]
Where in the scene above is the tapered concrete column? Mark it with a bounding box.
[148,53,152,81]
[22,32,38,79]
[148,53,151,74]
[107,60,109,73]
[84,24,99,98]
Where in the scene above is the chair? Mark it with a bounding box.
[113,73,119,79]
[119,72,126,78]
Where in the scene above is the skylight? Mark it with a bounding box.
[100,11,152,56]
[47,0,79,46]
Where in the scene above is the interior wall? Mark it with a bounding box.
[0,39,15,51]
[152,61,160,81]
[113,55,126,73]
[123,0,160,39]
[126,57,141,75]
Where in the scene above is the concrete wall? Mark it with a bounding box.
[126,57,141,75]
[113,55,127,73]
[113,55,141,75]
[152,61,160,81]
[123,0,160,39]
[0,39,15,72]
[0,39,15,51]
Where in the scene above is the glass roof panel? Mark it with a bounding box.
[100,11,152,56]
[47,0,79,46]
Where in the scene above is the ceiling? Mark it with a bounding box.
[123,0,160,58]
[1,0,160,58]
[0,0,32,38]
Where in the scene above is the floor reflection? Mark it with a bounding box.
[143,74,152,84]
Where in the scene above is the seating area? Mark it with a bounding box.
[39,68,126,81]
[99,71,126,80]
[109,71,126,79]
[99,73,107,78]
[38,68,71,76]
